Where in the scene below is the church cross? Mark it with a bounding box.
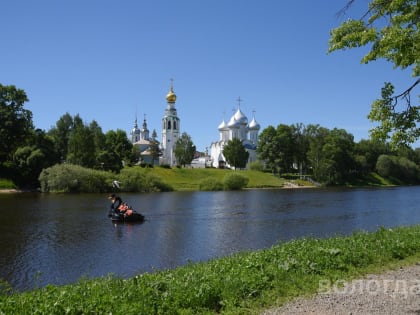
[236,96,243,108]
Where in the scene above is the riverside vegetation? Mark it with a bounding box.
[1,225,420,314]
[34,163,404,193]
[36,163,288,193]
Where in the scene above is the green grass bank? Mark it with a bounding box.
[3,163,405,192]
[146,167,287,191]
[1,225,420,314]
[35,164,289,193]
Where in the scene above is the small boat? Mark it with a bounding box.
[108,209,145,223]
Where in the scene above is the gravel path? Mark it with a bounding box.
[262,262,420,315]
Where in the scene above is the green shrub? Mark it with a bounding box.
[223,172,249,190]
[38,164,173,193]
[118,168,173,192]
[375,155,420,184]
[38,164,111,193]
[198,178,224,191]
[0,178,16,189]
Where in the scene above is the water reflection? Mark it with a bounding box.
[1,186,420,291]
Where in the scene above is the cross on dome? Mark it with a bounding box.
[236,96,243,108]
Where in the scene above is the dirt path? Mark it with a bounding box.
[262,263,420,315]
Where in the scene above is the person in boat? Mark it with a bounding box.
[108,193,123,214]
[118,202,134,217]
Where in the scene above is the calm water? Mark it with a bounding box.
[1,186,420,291]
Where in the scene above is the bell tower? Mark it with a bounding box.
[161,79,180,165]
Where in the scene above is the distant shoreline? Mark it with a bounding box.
[0,185,315,194]
[0,189,22,193]
[0,189,39,193]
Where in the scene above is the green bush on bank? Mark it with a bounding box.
[0,178,16,189]
[38,164,112,193]
[199,177,224,191]
[118,168,173,192]
[38,164,173,193]
[223,172,249,190]
[199,173,250,191]
[2,225,420,314]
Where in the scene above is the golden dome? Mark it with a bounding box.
[166,87,177,102]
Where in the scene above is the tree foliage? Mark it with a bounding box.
[0,84,33,164]
[148,132,162,166]
[48,113,73,162]
[256,126,279,173]
[174,132,196,167]
[376,154,420,182]
[223,172,249,190]
[255,122,418,185]
[223,138,249,170]
[329,0,420,148]
[105,129,133,165]
[67,115,96,168]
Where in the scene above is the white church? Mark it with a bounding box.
[130,83,261,169]
[209,98,260,168]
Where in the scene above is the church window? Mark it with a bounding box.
[173,121,177,130]
[168,121,171,129]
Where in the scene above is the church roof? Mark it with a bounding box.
[133,139,151,145]
[233,107,248,125]
[248,116,260,130]
[218,119,228,130]
[227,116,240,128]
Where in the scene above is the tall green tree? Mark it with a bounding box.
[223,138,249,170]
[67,115,96,168]
[174,132,196,167]
[275,124,295,173]
[89,120,106,154]
[105,129,133,165]
[305,124,329,176]
[48,113,74,162]
[0,84,33,166]
[328,0,420,148]
[256,125,280,174]
[148,141,161,166]
[354,139,390,174]
[319,128,356,184]
[13,129,60,186]
[291,123,310,175]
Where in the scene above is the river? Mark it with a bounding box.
[1,186,420,291]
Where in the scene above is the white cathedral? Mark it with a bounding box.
[130,83,261,169]
[209,98,260,169]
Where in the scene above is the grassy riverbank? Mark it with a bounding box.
[143,167,287,190]
[34,165,290,193]
[3,164,405,192]
[1,225,420,314]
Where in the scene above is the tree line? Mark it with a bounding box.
[2,83,420,189]
[0,84,138,187]
[0,83,197,188]
[255,123,420,185]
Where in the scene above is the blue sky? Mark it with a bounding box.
[2,0,417,152]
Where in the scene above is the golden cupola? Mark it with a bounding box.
[166,85,177,103]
